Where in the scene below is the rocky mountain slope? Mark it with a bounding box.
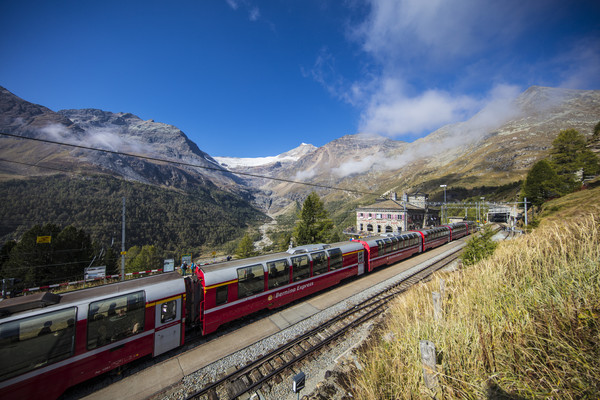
[218,86,600,211]
[0,86,241,191]
[1,85,598,217]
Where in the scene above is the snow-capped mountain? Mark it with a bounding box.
[214,143,317,168]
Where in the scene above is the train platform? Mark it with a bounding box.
[83,240,465,400]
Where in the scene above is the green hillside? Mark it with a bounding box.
[351,186,600,399]
[0,174,267,256]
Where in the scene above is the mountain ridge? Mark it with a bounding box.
[1,84,599,214]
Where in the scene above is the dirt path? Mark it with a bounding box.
[254,216,277,250]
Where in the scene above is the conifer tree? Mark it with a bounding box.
[550,129,599,177]
[522,159,570,208]
[293,192,334,246]
[235,234,257,259]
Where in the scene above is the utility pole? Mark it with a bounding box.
[121,197,126,281]
[440,185,447,224]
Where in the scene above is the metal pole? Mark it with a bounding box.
[121,197,126,281]
[524,197,528,226]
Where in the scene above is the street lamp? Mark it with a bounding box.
[440,185,447,203]
[480,197,485,223]
[440,185,447,224]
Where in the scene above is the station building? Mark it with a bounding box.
[355,192,440,235]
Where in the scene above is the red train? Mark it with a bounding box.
[0,221,475,399]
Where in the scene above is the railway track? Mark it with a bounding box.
[185,246,464,400]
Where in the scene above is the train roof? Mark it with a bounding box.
[0,272,183,319]
[358,232,420,245]
[199,241,363,287]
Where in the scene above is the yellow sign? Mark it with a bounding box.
[36,236,51,244]
[120,251,127,255]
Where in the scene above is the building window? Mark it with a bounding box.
[360,223,364,231]
[367,224,373,232]
[377,225,381,233]
[376,213,382,219]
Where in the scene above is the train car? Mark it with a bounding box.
[0,221,477,399]
[413,226,451,252]
[356,232,422,272]
[465,221,478,234]
[0,272,185,400]
[445,222,469,240]
[190,241,366,335]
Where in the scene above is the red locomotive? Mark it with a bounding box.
[0,222,474,399]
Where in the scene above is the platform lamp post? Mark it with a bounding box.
[440,185,447,224]
[480,197,485,224]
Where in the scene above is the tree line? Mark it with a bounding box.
[0,174,267,291]
[521,125,600,209]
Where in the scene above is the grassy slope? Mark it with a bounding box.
[352,186,600,399]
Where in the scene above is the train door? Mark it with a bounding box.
[357,250,365,275]
[153,296,182,356]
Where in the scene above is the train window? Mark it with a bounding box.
[384,238,392,253]
[160,300,177,324]
[267,259,290,290]
[291,255,310,282]
[237,264,265,298]
[216,285,228,305]
[0,307,76,381]
[328,248,343,270]
[311,251,328,275]
[87,291,145,350]
[376,240,385,256]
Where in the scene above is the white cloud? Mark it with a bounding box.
[40,124,71,141]
[225,0,239,10]
[39,124,154,156]
[224,0,261,22]
[355,0,536,66]
[249,7,260,21]
[294,168,316,181]
[555,38,600,90]
[358,79,480,138]
[332,83,523,178]
[338,0,548,141]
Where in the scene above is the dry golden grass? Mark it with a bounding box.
[352,204,600,399]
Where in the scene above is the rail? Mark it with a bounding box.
[185,246,464,400]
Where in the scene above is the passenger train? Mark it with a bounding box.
[0,221,475,399]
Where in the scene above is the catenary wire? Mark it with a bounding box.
[0,132,380,196]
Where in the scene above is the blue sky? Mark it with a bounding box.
[1,0,599,158]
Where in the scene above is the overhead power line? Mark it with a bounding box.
[0,132,380,196]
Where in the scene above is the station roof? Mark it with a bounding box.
[356,199,436,211]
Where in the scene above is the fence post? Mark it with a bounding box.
[432,291,442,322]
[420,340,439,395]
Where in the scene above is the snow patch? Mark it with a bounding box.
[214,143,317,168]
